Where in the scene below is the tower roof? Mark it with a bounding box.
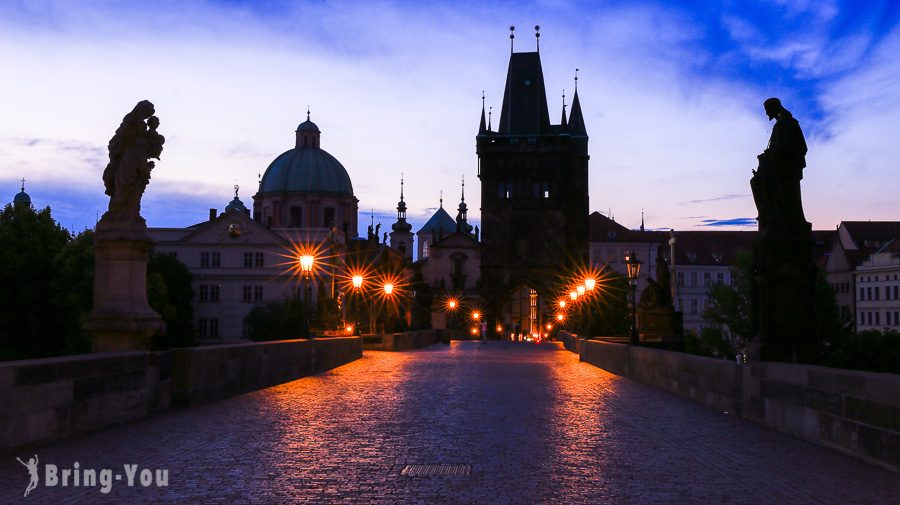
[13,178,30,208]
[568,89,587,136]
[498,51,551,135]
[416,207,456,236]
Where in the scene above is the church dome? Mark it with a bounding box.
[13,180,31,208]
[257,114,354,196]
[259,148,354,195]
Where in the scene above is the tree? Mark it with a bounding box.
[244,297,308,341]
[147,253,195,349]
[700,253,753,357]
[0,203,71,359]
[52,229,96,355]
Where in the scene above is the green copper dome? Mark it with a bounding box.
[258,115,354,196]
[258,148,354,195]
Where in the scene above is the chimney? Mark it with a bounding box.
[209,208,217,221]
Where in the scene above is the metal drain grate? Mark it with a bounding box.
[400,464,471,477]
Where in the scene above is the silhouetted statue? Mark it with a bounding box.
[751,97,808,232]
[749,98,817,363]
[474,225,480,241]
[383,232,388,244]
[102,100,164,224]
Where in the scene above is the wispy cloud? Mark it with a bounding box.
[699,218,757,227]
[682,194,749,205]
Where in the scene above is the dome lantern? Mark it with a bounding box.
[295,108,321,149]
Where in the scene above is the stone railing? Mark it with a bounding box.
[364,329,462,351]
[568,337,900,473]
[1,336,361,454]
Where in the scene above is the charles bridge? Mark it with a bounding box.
[1,334,899,504]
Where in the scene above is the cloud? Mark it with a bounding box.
[682,194,749,205]
[699,218,757,227]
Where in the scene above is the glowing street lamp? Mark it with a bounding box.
[298,253,316,339]
[577,284,586,297]
[556,313,564,322]
[472,311,480,321]
[383,282,395,333]
[570,290,577,301]
[352,275,364,289]
[625,252,643,344]
[446,298,459,331]
[585,278,596,292]
[558,300,566,309]
[299,255,315,277]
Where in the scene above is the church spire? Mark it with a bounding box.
[392,174,412,233]
[640,209,645,232]
[456,175,473,234]
[560,89,568,128]
[479,91,487,135]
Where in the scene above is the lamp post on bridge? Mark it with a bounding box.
[299,254,315,339]
[625,252,643,345]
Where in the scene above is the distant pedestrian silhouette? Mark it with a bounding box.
[17,454,39,497]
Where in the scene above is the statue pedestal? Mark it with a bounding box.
[85,220,164,352]
[750,226,817,363]
[638,309,684,343]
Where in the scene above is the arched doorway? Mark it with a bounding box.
[498,284,546,340]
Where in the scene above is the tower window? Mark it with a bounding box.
[324,207,336,228]
[422,240,430,259]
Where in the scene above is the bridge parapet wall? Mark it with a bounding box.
[0,337,361,454]
[574,339,900,473]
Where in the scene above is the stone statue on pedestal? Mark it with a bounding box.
[637,247,683,343]
[749,98,817,362]
[86,100,166,352]
[102,100,165,226]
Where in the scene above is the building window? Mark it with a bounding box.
[867,287,872,300]
[211,285,220,302]
[201,252,210,267]
[324,207,336,228]
[290,206,303,227]
[690,272,698,287]
[422,240,430,259]
[543,182,550,199]
[244,252,253,268]
[875,311,880,326]
[199,285,209,302]
[198,318,219,338]
[716,272,724,285]
[242,286,252,302]
[211,252,221,267]
[254,286,263,302]
[254,252,264,267]
[894,286,899,300]
[676,272,684,287]
[860,287,865,301]
[860,311,865,326]
[875,287,880,301]
[703,272,712,287]
[167,252,177,259]
[690,299,698,314]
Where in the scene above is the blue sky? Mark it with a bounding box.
[1,0,898,234]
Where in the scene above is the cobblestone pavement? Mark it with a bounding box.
[2,341,899,504]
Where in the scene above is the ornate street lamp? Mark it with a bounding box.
[625,252,643,344]
[383,282,394,333]
[351,274,364,334]
[299,254,315,339]
[446,298,459,331]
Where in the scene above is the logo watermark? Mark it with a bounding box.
[15,455,168,497]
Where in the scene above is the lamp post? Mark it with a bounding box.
[584,277,596,339]
[472,310,481,340]
[352,274,363,334]
[625,252,643,344]
[299,254,315,339]
[447,299,458,332]
[383,282,394,334]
